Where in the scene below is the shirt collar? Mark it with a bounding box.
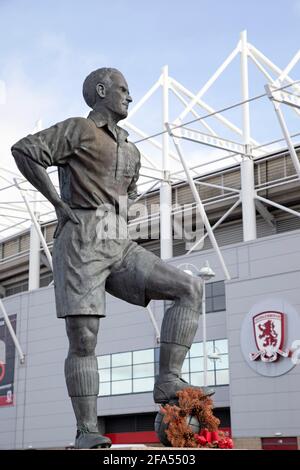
[87,110,129,142]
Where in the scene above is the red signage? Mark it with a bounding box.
[250,311,289,363]
[0,314,16,407]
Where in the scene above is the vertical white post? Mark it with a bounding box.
[268,94,300,179]
[160,65,173,259]
[202,281,208,387]
[28,192,40,290]
[240,30,257,241]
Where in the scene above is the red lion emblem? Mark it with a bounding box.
[258,320,278,347]
[250,311,289,362]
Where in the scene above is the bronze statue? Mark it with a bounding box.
[11,68,214,449]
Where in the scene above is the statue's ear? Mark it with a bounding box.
[96,83,106,98]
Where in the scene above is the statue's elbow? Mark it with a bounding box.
[11,148,26,172]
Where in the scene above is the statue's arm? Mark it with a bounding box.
[11,119,82,234]
[12,149,62,207]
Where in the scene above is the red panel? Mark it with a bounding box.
[0,394,14,407]
[106,431,159,445]
[262,437,298,450]
[106,427,232,445]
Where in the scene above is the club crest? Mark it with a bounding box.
[250,311,289,362]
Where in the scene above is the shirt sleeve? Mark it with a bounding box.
[11,118,83,168]
[127,151,141,201]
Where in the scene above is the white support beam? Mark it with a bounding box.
[187,197,241,255]
[249,51,300,118]
[169,84,217,136]
[126,76,162,120]
[249,43,300,95]
[14,179,53,272]
[29,204,40,290]
[124,121,181,164]
[255,194,300,219]
[132,180,161,204]
[194,179,240,194]
[140,151,161,170]
[275,50,300,86]
[266,84,300,109]
[167,124,231,280]
[255,199,276,229]
[172,126,246,155]
[0,220,29,234]
[171,77,262,150]
[160,65,173,260]
[265,84,300,180]
[240,30,257,242]
[146,305,160,343]
[178,43,240,122]
[248,50,275,82]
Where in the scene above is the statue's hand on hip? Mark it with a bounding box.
[54,200,80,238]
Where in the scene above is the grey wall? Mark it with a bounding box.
[226,229,300,438]
[0,242,230,448]
[5,227,299,447]
[0,287,74,449]
[0,224,300,449]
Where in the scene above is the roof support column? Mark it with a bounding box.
[160,65,173,259]
[240,30,257,241]
[28,196,40,291]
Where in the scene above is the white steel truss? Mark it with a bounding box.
[1,30,300,349]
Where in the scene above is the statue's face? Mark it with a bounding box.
[103,72,132,120]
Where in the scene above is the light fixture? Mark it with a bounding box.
[208,351,221,361]
[198,260,215,281]
[177,263,199,277]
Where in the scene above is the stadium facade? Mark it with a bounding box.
[0,146,300,450]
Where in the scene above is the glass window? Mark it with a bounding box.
[182,358,189,373]
[154,348,160,363]
[214,339,228,354]
[181,373,190,383]
[207,358,215,371]
[112,380,132,395]
[206,371,215,386]
[133,377,154,393]
[212,296,226,311]
[112,366,132,381]
[205,341,214,356]
[99,369,111,382]
[215,355,229,370]
[99,382,110,396]
[98,355,110,369]
[191,371,215,387]
[133,349,153,364]
[205,281,226,313]
[205,283,213,297]
[190,372,204,387]
[133,363,154,378]
[212,281,225,296]
[112,352,132,367]
[216,370,229,385]
[190,343,203,357]
[206,298,213,313]
[190,357,204,373]
[97,339,229,396]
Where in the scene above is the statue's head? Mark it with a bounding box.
[83,67,132,120]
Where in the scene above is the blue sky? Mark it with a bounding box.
[1,0,300,173]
